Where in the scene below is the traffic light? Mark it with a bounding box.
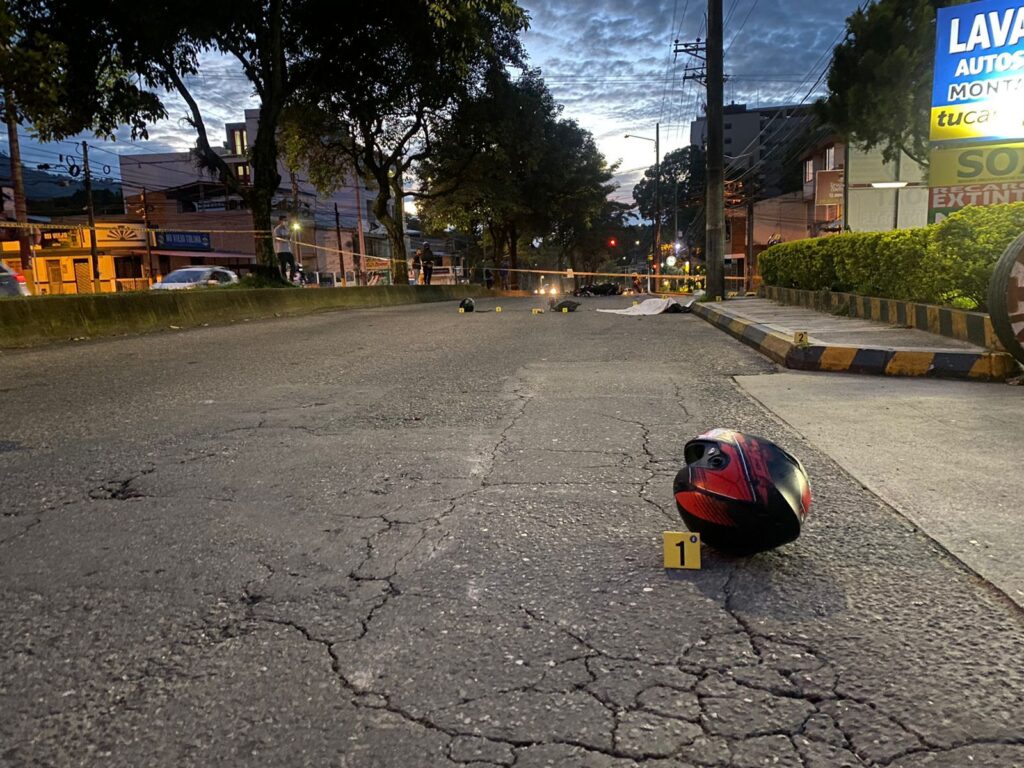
[608,237,617,248]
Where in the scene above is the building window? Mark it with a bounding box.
[724,122,732,129]
[804,159,814,183]
[824,145,836,170]
[230,128,247,156]
[234,163,252,184]
[725,137,732,145]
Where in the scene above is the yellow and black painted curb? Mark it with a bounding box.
[691,302,1020,382]
[761,286,1003,350]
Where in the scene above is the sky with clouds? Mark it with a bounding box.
[3,0,864,203]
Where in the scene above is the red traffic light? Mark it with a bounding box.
[608,238,618,248]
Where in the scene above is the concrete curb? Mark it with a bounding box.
[761,285,1003,351]
[0,285,506,349]
[691,301,1020,382]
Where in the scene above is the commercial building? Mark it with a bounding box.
[691,103,815,198]
[118,109,390,284]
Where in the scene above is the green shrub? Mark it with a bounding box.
[759,203,1024,309]
[930,202,1024,310]
[759,238,838,290]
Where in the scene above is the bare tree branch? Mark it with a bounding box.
[162,60,243,197]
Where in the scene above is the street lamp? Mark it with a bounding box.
[625,124,661,292]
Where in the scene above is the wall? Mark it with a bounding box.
[0,285,501,348]
[847,147,928,232]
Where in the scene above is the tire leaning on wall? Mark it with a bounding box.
[988,232,1024,366]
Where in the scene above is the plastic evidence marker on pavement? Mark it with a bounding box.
[532,308,543,315]
[496,307,502,313]
[793,330,809,345]
[458,308,465,314]
[663,531,701,570]
[562,307,569,313]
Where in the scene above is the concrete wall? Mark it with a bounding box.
[847,148,928,232]
[0,285,499,348]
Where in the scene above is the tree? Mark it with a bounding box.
[633,146,705,253]
[418,69,617,289]
[281,0,527,283]
[30,0,356,272]
[2,0,163,268]
[816,0,957,165]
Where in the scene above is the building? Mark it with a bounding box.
[118,109,394,284]
[691,103,815,198]
[799,137,928,234]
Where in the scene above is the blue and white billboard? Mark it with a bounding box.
[931,0,1024,143]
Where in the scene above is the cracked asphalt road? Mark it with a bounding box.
[2,296,1022,768]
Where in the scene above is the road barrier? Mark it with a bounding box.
[0,284,500,348]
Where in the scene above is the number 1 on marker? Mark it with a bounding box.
[663,532,701,570]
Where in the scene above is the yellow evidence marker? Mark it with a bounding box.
[663,531,701,570]
[495,307,502,313]
[532,308,543,315]
[562,307,569,313]
[793,330,809,345]
[458,308,465,314]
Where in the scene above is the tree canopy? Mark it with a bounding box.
[417,68,619,288]
[817,0,960,165]
[281,0,528,282]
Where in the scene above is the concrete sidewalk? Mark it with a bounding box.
[692,297,1020,381]
[737,371,1024,608]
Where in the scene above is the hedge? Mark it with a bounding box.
[759,202,1024,309]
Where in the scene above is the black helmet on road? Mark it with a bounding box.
[459,298,475,312]
[673,429,811,554]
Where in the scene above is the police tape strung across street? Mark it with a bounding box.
[2,219,746,292]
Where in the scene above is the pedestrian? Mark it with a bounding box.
[411,249,422,285]
[421,241,435,285]
[484,267,495,290]
[499,262,509,290]
[273,215,295,281]
[632,273,643,294]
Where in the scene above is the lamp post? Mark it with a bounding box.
[625,123,660,292]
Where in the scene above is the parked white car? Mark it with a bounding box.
[151,267,239,291]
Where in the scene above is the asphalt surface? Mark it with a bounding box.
[1,296,1022,768]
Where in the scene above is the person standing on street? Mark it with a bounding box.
[421,241,435,285]
[412,248,422,285]
[273,215,296,281]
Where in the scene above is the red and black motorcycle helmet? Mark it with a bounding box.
[673,429,811,554]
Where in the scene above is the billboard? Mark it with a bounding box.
[929,141,1024,184]
[814,170,845,206]
[930,0,1024,144]
[928,181,1024,222]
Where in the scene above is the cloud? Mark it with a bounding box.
[5,3,863,205]
[520,0,862,201]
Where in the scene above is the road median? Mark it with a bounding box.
[0,285,500,348]
[691,299,1019,381]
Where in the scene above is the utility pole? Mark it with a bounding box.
[745,198,754,294]
[654,122,661,291]
[82,141,100,290]
[141,187,154,282]
[705,0,725,300]
[4,92,32,273]
[334,201,347,286]
[353,179,367,285]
